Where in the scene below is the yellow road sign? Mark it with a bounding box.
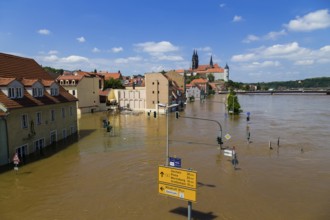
[158,183,196,202]
[158,165,197,189]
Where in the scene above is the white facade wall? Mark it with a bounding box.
[186,87,201,100]
[116,89,146,111]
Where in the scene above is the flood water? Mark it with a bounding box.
[1,94,330,220]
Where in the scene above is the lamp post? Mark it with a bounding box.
[158,103,179,166]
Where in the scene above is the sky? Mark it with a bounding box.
[1,0,330,83]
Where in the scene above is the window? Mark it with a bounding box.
[50,110,55,122]
[36,112,42,125]
[60,80,63,85]
[21,114,28,128]
[72,80,75,85]
[72,90,75,96]
[9,87,23,98]
[34,138,44,152]
[51,88,58,96]
[16,87,22,98]
[8,88,15,98]
[38,88,43,97]
[61,108,65,118]
[65,80,69,85]
[16,144,28,159]
[32,88,38,97]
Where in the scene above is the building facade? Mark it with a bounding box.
[57,71,101,114]
[0,53,78,166]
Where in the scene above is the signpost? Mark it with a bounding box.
[224,149,233,157]
[169,157,181,168]
[12,153,20,171]
[225,134,231,140]
[158,183,196,201]
[158,165,197,189]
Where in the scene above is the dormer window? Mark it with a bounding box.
[28,81,44,98]
[51,88,58,96]
[7,80,24,99]
[66,80,69,85]
[72,80,75,85]
[60,80,63,85]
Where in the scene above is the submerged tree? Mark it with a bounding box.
[227,90,242,115]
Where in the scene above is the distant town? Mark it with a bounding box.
[0,51,329,167]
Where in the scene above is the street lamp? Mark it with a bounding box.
[158,103,179,166]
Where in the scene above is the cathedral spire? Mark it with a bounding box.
[192,50,199,69]
[210,55,213,68]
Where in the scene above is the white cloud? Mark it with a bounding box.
[112,47,123,53]
[48,50,58,55]
[242,35,260,43]
[294,60,314,65]
[263,42,301,56]
[92,47,101,53]
[233,15,243,22]
[219,3,226,8]
[231,53,256,62]
[157,55,184,61]
[285,9,330,32]
[115,56,142,64]
[135,41,179,54]
[197,46,212,52]
[43,55,59,62]
[320,45,330,52]
[76,37,86,43]
[251,61,281,68]
[60,55,89,63]
[37,29,50,35]
[265,29,287,40]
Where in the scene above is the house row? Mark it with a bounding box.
[0,53,78,166]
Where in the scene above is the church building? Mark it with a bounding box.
[190,50,229,82]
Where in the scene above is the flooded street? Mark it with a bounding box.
[1,94,330,220]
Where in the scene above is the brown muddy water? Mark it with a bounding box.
[0,94,330,220]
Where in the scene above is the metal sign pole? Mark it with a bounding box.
[188,201,192,220]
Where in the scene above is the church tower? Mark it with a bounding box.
[210,55,214,68]
[192,50,199,69]
[224,63,230,82]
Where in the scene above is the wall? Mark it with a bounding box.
[5,102,78,160]
[0,118,8,165]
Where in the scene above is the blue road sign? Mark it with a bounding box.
[169,157,182,168]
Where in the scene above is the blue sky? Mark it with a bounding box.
[1,0,330,83]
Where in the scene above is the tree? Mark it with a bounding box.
[104,78,124,89]
[227,90,242,115]
[207,73,215,82]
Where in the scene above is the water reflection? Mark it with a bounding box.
[0,94,330,220]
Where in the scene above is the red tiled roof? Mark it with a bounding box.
[0,77,16,86]
[57,75,84,81]
[103,73,122,80]
[99,88,110,96]
[0,53,53,80]
[191,78,208,84]
[0,53,77,111]
[21,78,39,87]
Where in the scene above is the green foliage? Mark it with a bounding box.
[43,66,64,75]
[256,77,330,90]
[104,78,124,89]
[186,75,201,84]
[227,90,242,115]
[207,73,215,82]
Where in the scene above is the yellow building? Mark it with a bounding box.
[145,72,185,114]
[0,53,78,166]
[57,71,102,115]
